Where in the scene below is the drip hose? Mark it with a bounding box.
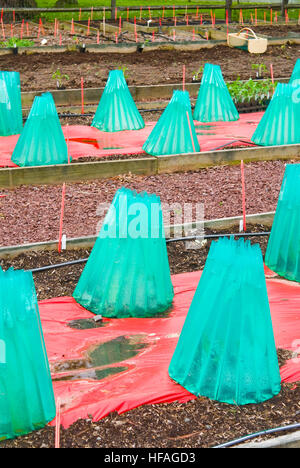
[29,231,270,274]
[212,422,300,448]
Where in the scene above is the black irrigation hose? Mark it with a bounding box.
[29,231,270,274]
[212,422,300,448]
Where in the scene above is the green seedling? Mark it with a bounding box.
[121,66,129,80]
[52,68,70,89]
[251,63,267,79]
[227,76,277,105]
[192,65,204,81]
[0,37,34,48]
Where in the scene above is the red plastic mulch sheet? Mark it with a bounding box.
[0,113,262,168]
[39,267,300,429]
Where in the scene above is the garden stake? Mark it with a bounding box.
[115,31,118,43]
[67,124,70,164]
[264,11,266,23]
[182,65,185,91]
[115,8,117,21]
[196,7,199,18]
[174,16,177,27]
[127,7,129,21]
[275,11,277,22]
[59,33,62,46]
[13,10,15,23]
[173,29,175,41]
[81,77,84,114]
[10,23,13,38]
[186,15,188,26]
[270,9,272,24]
[87,18,90,36]
[226,10,228,25]
[54,18,57,37]
[206,31,208,40]
[0,9,3,23]
[241,160,247,232]
[79,8,81,21]
[152,30,154,42]
[140,6,142,21]
[240,10,244,25]
[55,398,61,448]
[255,8,257,25]
[186,111,196,153]
[1,21,5,40]
[103,8,106,35]
[192,29,195,41]
[20,19,24,39]
[58,184,66,254]
[148,6,151,19]
[71,18,74,34]
[39,18,45,35]
[250,13,253,24]
[200,14,202,25]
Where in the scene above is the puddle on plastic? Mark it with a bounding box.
[51,335,148,381]
[194,124,215,129]
[68,318,107,330]
[70,137,122,150]
[52,366,128,382]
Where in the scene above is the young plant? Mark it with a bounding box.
[192,65,204,81]
[0,37,34,48]
[251,63,267,79]
[121,66,129,80]
[52,68,70,89]
[227,76,277,105]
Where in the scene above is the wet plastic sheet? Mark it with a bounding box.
[0,112,262,168]
[37,268,300,429]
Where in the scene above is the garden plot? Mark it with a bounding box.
[0,20,101,48]
[0,44,298,93]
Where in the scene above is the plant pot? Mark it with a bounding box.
[137,43,145,53]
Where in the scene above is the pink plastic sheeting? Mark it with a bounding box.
[38,267,300,429]
[0,113,262,168]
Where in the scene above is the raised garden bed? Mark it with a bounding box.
[0,160,287,247]
[0,223,299,449]
[0,44,297,92]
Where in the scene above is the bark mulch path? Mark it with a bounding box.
[0,43,298,92]
[0,160,292,248]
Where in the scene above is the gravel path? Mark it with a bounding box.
[0,160,292,247]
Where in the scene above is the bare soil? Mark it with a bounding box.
[1,377,299,448]
[0,225,269,301]
[0,43,298,91]
[232,24,300,38]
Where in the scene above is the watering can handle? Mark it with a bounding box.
[237,28,258,39]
